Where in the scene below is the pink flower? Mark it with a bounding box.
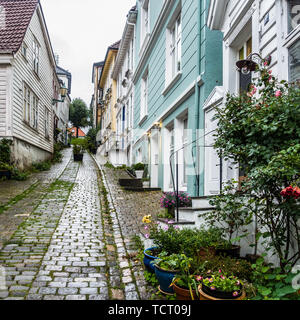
[233,291,239,297]
[196,276,203,281]
[163,226,169,231]
[275,90,282,97]
[210,286,216,291]
[174,225,180,230]
[145,234,150,239]
[144,226,149,230]
[218,269,222,273]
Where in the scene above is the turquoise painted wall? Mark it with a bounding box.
[133,0,223,196]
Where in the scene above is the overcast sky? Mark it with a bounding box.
[40,0,136,107]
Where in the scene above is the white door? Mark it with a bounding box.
[204,107,220,195]
[150,132,159,188]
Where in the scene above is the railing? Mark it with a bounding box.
[169,129,220,222]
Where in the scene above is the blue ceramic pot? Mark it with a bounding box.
[143,247,159,273]
[154,265,178,294]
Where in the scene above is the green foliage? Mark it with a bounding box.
[203,181,254,242]
[10,168,29,181]
[151,225,224,257]
[69,98,89,137]
[197,254,253,281]
[144,270,159,287]
[202,272,242,295]
[132,162,145,171]
[212,64,300,270]
[52,143,63,163]
[250,257,300,300]
[71,138,87,155]
[0,139,12,164]
[155,252,183,271]
[32,161,51,172]
[85,128,99,154]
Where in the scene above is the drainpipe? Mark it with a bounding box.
[193,0,202,197]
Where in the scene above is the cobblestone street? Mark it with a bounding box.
[0,150,164,300]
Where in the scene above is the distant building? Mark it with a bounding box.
[91,61,104,129]
[68,127,86,139]
[0,0,60,169]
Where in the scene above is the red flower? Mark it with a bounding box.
[281,186,300,200]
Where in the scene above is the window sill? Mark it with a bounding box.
[23,120,39,134]
[162,71,182,96]
[283,25,300,47]
[139,114,148,126]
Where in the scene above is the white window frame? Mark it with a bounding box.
[140,70,148,121]
[164,6,182,94]
[45,106,50,138]
[140,0,150,52]
[31,94,39,129]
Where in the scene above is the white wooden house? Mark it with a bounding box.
[0,0,60,169]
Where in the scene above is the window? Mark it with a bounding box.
[288,1,300,34]
[140,0,150,47]
[45,107,50,138]
[22,42,28,59]
[23,85,30,123]
[289,40,300,82]
[23,83,39,129]
[32,95,38,129]
[33,38,40,74]
[170,14,182,78]
[140,71,148,120]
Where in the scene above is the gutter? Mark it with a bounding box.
[193,0,202,197]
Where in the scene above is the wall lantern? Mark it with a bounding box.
[52,82,68,105]
[236,53,272,75]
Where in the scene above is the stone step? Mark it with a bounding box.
[191,196,215,208]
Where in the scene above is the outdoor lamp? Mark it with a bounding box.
[52,82,68,105]
[236,53,271,75]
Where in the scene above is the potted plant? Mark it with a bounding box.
[154,252,181,295]
[170,254,201,300]
[215,240,241,258]
[133,162,145,179]
[199,270,245,300]
[72,139,85,161]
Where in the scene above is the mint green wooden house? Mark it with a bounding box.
[132,0,223,198]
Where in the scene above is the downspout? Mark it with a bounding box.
[193,0,202,197]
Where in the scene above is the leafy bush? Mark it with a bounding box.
[72,138,86,154]
[0,139,12,164]
[11,168,29,181]
[32,161,51,172]
[132,162,145,171]
[52,143,63,163]
[250,256,300,300]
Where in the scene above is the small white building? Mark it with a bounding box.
[55,66,72,145]
[111,5,137,167]
[204,0,300,195]
[0,0,61,169]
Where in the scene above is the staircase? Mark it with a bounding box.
[158,196,215,230]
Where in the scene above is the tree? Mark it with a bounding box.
[212,63,300,271]
[69,98,89,138]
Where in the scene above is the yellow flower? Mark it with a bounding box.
[142,215,152,224]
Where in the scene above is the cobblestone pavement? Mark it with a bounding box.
[0,148,72,249]
[94,157,165,300]
[0,151,165,300]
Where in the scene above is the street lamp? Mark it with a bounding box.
[236,53,271,74]
[52,82,68,105]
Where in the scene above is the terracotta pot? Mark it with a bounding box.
[198,284,246,300]
[173,283,198,300]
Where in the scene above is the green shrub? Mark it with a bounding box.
[32,161,51,172]
[132,162,145,171]
[0,139,12,164]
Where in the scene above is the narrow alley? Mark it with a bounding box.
[0,150,162,300]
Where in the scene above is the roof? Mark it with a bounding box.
[109,40,121,50]
[0,0,39,54]
[91,61,104,83]
[68,127,86,138]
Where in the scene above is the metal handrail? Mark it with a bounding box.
[169,129,219,222]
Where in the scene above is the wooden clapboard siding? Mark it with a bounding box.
[11,8,54,154]
[0,66,6,136]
